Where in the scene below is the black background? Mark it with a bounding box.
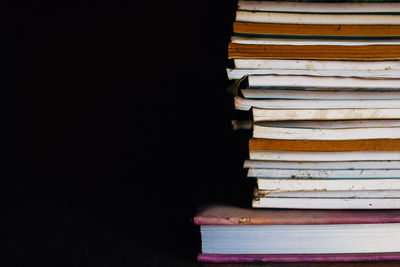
[2,1,253,265]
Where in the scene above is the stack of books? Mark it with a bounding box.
[195,1,400,263]
[230,0,400,210]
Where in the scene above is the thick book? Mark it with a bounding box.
[251,120,400,140]
[252,107,400,121]
[229,43,400,60]
[195,205,400,262]
[234,21,400,38]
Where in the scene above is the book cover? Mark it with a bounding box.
[194,204,400,225]
[198,252,400,263]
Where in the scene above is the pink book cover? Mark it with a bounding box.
[197,253,400,263]
[194,204,400,263]
[193,204,400,225]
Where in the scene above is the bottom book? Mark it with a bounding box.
[194,205,400,262]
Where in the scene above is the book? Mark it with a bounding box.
[255,189,400,198]
[248,138,400,151]
[232,35,400,46]
[237,1,400,13]
[234,21,400,38]
[253,189,400,209]
[195,205,400,262]
[198,253,400,263]
[235,11,400,25]
[256,178,400,192]
[235,96,400,111]
[249,150,400,161]
[233,59,400,71]
[253,195,400,209]
[252,120,400,140]
[252,107,400,121]
[246,74,400,89]
[229,59,400,79]
[229,43,400,60]
[227,68,400,80]
[244,160,400,170]
[241,88,400,100]
[194,204,400,225]
[248,168,400,179]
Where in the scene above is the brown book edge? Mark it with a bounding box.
[228,43,400,60]
[249,138,400,152]
[234,22,400,37]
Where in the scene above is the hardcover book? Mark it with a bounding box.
[195,205,400,262]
